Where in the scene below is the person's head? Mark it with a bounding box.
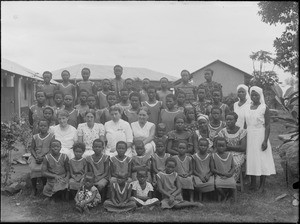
[181,70,190,83]
[35,90,46,104]
[64,94,74,107]
[125,78,134,90]
[142,78,150,90]
[156,123,167,137]
[177,140,188,156]
[212,89,222,104]
[102,79,111,91]
[198,138,209,154]
[119,88,129,103]
[137,106,150,124]
[117,177,127,186]
[57,110,69,127]
[155,139,166,155]
[78,89,88,104]
[42,71,52,84]
[61,70,70,82]
[137,168,148,185]
[204,68,213,82]
[92,139,105,155]
[250,86,265,105]
[165,157,177,174]
[85,109,96,124]
[176,91,186,106]
[147,85,156,100]
[197,87,206,101]
[43,106,54,121]
[134,140,145,156]
[116,141,127,157]
[165,94,176,110]
[73,142,85,160]
[174,114,186,131]
[214,136,227,154]
[113,65,123,79]
[237,84,249,102]
[81,68,90,81]
[160,77,169,89]
[211,107,222,121]
[53,90,64,106]
[184,107,196,122]
[129,92,141,109]
[109,105,122,122]
[84,172,95,189]
[197,115,209,131]
[87,94,97,108]
[225,112,238,129]
[50,139,62,155]
[106,92,117,107]
[38,118,50,134]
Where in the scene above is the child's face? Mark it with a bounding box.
[130,96,140,109]
[38,121,49,133]
[197,89,205,100]
[165,161,176,174]
[54,94,63,105]
[36,92,46,104]
[198,140,208,154]
[74,147,84,160]
[157,127,166,137]
[250,91,260,104]
[43,109,53,120]
[87,96,96,108]
[51,142,61,155]
[181,71,189,82]
[120,91,129,102]
[116,143,127,157]
[125,80,133,90]
[79,92,88,103]
[216,140,226,153]
[204,72,212,82]
[107,95,117,106]
[147,88,156,100]
[186,109,196,121]
[58,115,68,126]
[156,141,165,154]
[177,93,185,105]
[114,67,123,78]
[135,144,145,156]
[160,79,168,88]
[64,95,73,107]
[166,97,175,110]
[211,109,221,120]
[198,119,208,130]
[212,91,221,103]
[102,80,110,90]
[93,142,104,155]
[61,72,70,81]
[81,70,90,81]
[237,88,246,101]
[43,73,52,83]
[175,118,185,131]
[225,115,236,128]
[142,79,150,89]
[137,171,147,184]
[177,143,187,155]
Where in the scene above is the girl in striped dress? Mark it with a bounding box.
[211,137,236,202]
[29,119,55,196]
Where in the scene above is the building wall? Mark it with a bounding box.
[192,63,247,96]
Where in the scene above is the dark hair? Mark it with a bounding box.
[61,70,70,76]
[198,137,209,145]
[174,114,187,123]
[73,142,86,152]
[211,106,222,114]
[147,85,156,92]
[85,109,96,117]
[106,91,117,101]
[119,88,129,94]
[57,109,70,118]
[81,67,91,74]
[165,157,177,166]
[114,65,123,70]
[102,78,110,83]
[226,111,238,121]
[79,89,89,95]
[64,94,74,100]
[125,78,133,83]
[137,106,151,115]
[109,105,122,114]
[43,106,54,114]
[204,68,214,76]
[35,90,46,98]
[143,78,150,82]
[38,118,50,126]
[133,139,144,147]
[92,139,105,147]
[177,139,188,147]
[157,123,166,130]
[212,88,222,95]
[160,77,168,82]
[166,93,176,101]
[184,107,195,116]
[197,86,206,92]
[129,91,141,102]
[181,70,190,76]
[87,94,96,100]
[50,139,61,147]
[213,136,227,147]
[42,71,52,78]
[176,90,186,97]
[53,90,64,99]
[137,167,148,176]
[116,141,127,149]
[154,138,166,145]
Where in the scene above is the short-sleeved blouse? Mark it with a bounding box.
[131,180,154,198]
[77,123,105,150]
[50,125,78,151]
[131,121,155,140]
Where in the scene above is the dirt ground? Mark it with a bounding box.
[1,120,299,222]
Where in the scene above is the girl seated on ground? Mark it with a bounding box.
[69,142,87,198]
[156,157,203,209]
[75,172,101,214]
[42,139,69,202]
[131,168,160,208]
[103,178,137,213]
[211,136,237,203]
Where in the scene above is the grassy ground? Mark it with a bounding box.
[1,120,299,222]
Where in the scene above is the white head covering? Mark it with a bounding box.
[249,86,265,105]
[236,84,250,102]
[197,114,209,122]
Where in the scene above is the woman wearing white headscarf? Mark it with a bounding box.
[245,86,276,193]
[234,84,250,129]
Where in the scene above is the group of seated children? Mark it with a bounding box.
[34,133,236,214]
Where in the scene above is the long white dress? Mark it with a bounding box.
[245,103,276,176]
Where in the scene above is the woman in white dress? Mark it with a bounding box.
[234,84,250,129]
[104,105,133,157]
[131,107,156,157]
[77,109,105,158]
[245,86,276,193]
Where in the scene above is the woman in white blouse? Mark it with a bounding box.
[234,84,251,129]
[77,109,105,158]
[104,105,133,157]
[131,107,155,157]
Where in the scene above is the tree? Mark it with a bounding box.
[257,1,299,76]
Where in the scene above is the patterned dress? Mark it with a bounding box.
[208,121,226,144]
[192,100,211,118]
[173,155,194,190]
[86,154,109,189]
[207,103,229,122]
[76,185,101,209]
[69,158,87,190]
[198,81,222,103]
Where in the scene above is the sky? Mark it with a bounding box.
[1,1,293,83]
